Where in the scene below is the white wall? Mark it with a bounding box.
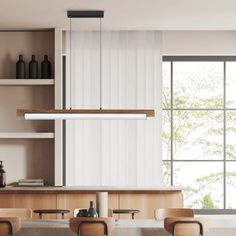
[163,31,236,55]
[65,31,162,186]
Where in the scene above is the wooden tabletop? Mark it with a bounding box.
[14,217,236,236]
[15,219,168,236]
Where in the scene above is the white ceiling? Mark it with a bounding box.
[1,0,236,30]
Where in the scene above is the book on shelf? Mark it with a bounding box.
[18,179,44,186]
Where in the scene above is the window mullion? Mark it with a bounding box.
[170,61,174,186]
[223,61,226,209]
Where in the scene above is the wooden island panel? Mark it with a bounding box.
[119,192,183,219]
[0,193,15,207]
[0,194,57,219]
[0,187,183,219]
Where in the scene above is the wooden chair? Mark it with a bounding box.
[0,217,21,236]
[164,217,203,236]
[155,208,194,220]
[69,217,115,236]
[0,208,32,220]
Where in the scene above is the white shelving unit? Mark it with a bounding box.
[0,79,54,85]
[0,132,54,139]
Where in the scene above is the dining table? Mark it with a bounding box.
[14,216,236,236]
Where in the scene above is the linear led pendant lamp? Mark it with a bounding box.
[16,10,155,120]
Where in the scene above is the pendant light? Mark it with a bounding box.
[16,10,155,120]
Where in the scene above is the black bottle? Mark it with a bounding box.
[29,55,38,79]
[41,55,51,79]
[87,201,98,217]
[16,55,26,79]
[0,161,6,188]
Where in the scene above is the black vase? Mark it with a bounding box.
[29,55,38,79]
[41,55,51,79]
[87,201,98,217]
[76,209,88,217]
[16,55,26,79]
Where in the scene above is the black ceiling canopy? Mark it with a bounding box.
[67,11,104,18]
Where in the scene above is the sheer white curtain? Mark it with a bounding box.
[65,31,162,186]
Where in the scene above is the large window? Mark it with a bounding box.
[162,56,236,210]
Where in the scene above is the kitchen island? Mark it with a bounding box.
[0,186,183,219]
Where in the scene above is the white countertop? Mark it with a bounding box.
[0,185,183,192]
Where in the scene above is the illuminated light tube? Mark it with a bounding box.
[24,113,147,120]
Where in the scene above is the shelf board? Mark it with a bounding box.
[0,79,54,85]
[0,132,54,139]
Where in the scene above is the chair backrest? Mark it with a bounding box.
[164,217,203,236]
[0,208,32,220]
[69,217,115,236]
[155,208,194,220]
[0,217,21,236]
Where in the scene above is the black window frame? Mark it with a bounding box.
[163,56,236,213]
